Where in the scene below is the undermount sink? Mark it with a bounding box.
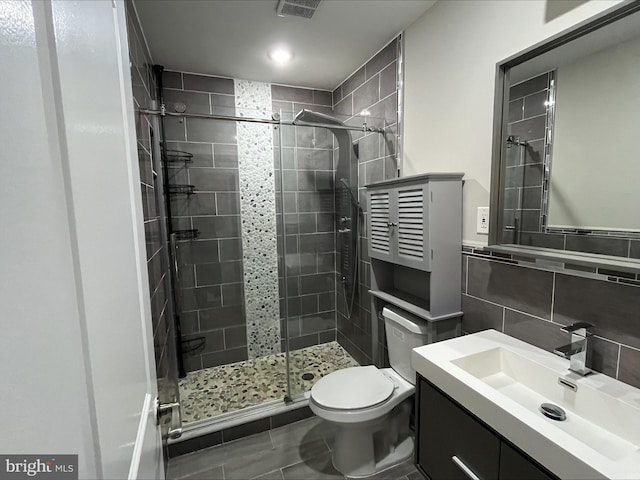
[412,330,640,479]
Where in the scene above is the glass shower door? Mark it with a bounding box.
[277,110,385,401]
[275,117,337,400]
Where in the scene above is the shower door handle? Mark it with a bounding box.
[156,398,183,439]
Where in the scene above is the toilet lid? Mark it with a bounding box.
[311,366,394,410]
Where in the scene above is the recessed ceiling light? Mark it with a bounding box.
[269,48,292,64]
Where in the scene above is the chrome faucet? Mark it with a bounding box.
[553,322,594,376]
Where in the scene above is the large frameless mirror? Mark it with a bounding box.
[489,2,640,269]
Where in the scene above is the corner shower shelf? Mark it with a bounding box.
[164,149,194,164]
[174,229,199,240]
[168,184,196,195]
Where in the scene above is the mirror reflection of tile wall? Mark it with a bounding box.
[503,72,552,246]
[502,71,640,260]
[497,5,640,260]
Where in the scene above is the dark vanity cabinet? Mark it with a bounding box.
[416,377,557,480]
[498,442,554,480]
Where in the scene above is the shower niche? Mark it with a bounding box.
[367,173,464,348]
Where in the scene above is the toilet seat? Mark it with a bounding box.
[311,365,394,410]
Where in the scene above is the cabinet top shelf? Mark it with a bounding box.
[365,172,464,189]
[370,289,462,322]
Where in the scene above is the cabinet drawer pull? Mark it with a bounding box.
[451,455,480,480]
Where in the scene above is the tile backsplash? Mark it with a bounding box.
[462,248,640,389]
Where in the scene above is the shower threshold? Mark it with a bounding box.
[178,341,358,424]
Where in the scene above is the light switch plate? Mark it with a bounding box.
[477,207,489,234]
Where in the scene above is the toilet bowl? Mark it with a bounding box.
[309,306,431,477]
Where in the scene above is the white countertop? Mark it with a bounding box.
[412,330,640,479]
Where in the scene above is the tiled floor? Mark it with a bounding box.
[180,342,359,423]
[167,416,424,480]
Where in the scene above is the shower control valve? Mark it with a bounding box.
[387,222,398,227]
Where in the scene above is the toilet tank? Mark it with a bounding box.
[383,306,431,385]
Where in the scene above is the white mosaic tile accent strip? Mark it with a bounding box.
[234,79,281,358]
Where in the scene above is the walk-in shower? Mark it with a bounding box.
[139,71,391,437]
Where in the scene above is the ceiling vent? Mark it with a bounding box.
[276,0,322,19]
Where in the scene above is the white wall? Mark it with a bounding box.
[1,1,161,478]
[0,1,99,475]
[403,0,623,245]
[50,1,160,477]
[549,35,640,231]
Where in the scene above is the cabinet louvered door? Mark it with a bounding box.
[396,185,430,271]
[369,190,395,262]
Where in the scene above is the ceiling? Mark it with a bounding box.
[133,0,436,91]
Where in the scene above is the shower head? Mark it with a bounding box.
[294,109,344,127]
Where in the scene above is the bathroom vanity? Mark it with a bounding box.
[416,377,554,480]
[412,331,640,480]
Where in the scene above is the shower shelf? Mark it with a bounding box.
[164,149,194,164]
[174,229,199,241]
[168,184,196,195]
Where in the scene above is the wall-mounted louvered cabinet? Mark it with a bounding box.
[367,174,462,272]
[369,190,392,258]
[367,173,464,325]
[369,185,430,270]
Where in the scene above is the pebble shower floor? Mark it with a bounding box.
[179,341,359,423]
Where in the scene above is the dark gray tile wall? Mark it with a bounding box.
[461,250,640,389]
[162,70,246,373]
[526,228,640,259]
[125,2,179,415]
[271,85,337,350]
[332,37,401,365]
[504,72,551,243]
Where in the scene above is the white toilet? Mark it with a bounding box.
[309,306,431,477]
